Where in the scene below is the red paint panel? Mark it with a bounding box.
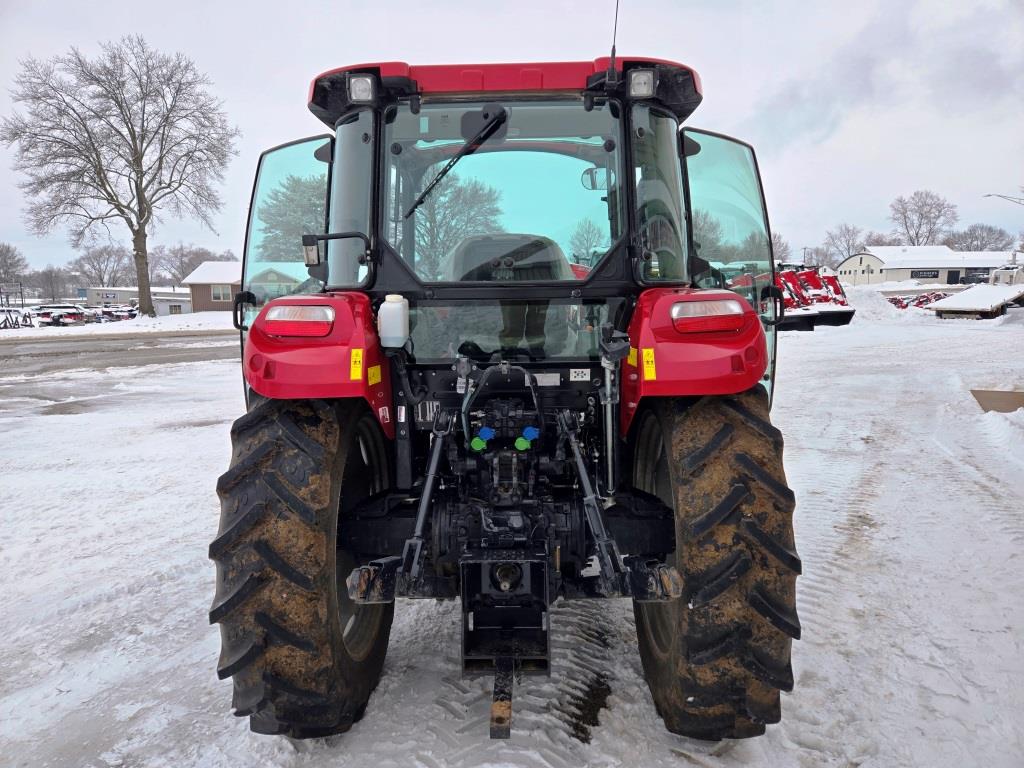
[309,57,699,99]
[620,287,768,434]
[244,293,395,438]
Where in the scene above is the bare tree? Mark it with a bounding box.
[943,223,1015,251]
[151,242,236,286]
[69,245,130,287]
[414,174,503,280]
[30,266,70,301]
[864,231,903,247]
[823,223,864,266]
[691,209,723,254]
[0,36,239,315]
[888,190,958,245]
[803,245,832,267]
[770,232,792,261]
[568,218,605,264]
[0,243,30,284]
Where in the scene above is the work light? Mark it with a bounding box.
[347,73,376,103]
[628,69,657,99]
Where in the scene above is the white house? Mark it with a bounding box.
[837,246,1016,286]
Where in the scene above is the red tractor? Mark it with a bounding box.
[211,57,799,742]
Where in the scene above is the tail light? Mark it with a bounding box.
[670,299,746,333]
[264,305,335,337]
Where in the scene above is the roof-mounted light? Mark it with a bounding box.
[629,69,657,99]
[346,73,376,103]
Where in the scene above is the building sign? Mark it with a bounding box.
[910,270,939,279]
[102,292,117,299]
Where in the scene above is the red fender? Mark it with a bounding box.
[621,287,768,435]
[243,292,395,438]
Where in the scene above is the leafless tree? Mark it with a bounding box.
[0,36,239,315]
[151,242,237,286]
[568,218,605,265]
[823,223,864,266]
[69,245,130,287]
[414,174,503,280]
[803,246,832,267]
[770,232,792,261]
[888,190,958,245]
[30,266,70,301]
[864,231,903,247]
[0,243,30,284]
[691,209,723,255]
[943,223,1015,252]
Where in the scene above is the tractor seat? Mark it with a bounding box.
[447,233,574,282]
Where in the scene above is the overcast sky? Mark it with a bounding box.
[1,0,1021,269]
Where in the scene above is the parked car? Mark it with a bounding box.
[35,304,89,326]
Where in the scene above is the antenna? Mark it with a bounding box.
[606,0,620,86]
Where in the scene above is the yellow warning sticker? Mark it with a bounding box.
[642,348,656,381]
[627,347,637,367]
[350,348,364,381]
[367,364,381,387]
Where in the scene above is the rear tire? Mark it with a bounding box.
[210,398,394,738]
[631,387,800,740]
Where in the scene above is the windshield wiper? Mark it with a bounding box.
[403,106,508,219]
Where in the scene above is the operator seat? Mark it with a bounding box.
[446,233,574,282]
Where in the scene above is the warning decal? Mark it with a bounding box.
[350,348,364,381]
[642,348,656,381]
[367,364,381,387]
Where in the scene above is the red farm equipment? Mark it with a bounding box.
[211,57,800,742]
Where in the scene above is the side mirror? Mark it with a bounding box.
[581,167,615,191]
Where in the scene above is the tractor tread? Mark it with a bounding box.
[217,638,266,680]
[216,442,274,494]
[252,539,315,591]
[632,388,799,742]
[734,452,796,506]
[211,398,394,739]
[209,571,266,624]
[749,586,802,639]
[208,502,267,559]
[740,516,802,574]
[680,422,734,476]
[688,550,752,608]
[688,482,751,538]
[262,473,318,525]
[721,397,784,448]
[256,611,316,652]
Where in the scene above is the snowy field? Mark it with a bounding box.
[1,294,1022,768]
[1,310,235,339]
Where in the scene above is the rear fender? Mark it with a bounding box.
[621,287,768,434]
[243,292,395,438]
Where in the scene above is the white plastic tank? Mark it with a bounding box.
[377,294,410,348]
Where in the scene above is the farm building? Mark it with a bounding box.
[837,246,1015,286]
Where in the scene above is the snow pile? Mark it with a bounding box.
[0,311,235,338]
[927,284,1024,312]
[842,286,933,322]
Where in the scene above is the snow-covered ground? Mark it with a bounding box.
[1,294,1022,767]
[0,310,235,338]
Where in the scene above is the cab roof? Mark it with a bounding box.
[308,57,703,126]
